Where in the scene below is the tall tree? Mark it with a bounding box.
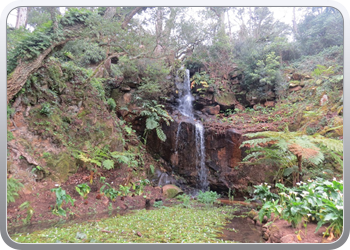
[296,7,343,55]
[15,7,27,29]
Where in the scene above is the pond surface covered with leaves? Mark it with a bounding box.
[11,205,242,243]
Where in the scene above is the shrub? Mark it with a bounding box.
[107,98,116,110]
[196,190,220,205]
[39,103,53,116]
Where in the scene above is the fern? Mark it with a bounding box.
[156,127,167,142]
[7,177,24,204]
[241,130,343,186]
[102,159,114,170]
[140,100,173,143]
[146,118,159,130]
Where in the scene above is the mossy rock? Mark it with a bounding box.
[162,184,183,198]
[247,209,258,220]
[45,152,77,182]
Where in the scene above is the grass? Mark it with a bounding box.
[11,205,238,243]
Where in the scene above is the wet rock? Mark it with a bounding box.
[203,105,220,115]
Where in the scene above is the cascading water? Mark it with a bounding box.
[175,69,209,191]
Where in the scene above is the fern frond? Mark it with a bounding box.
[102,159,114,170]
[146,118,159,130]
[240,137,276,148]
[309,135,343,153]
[156,127,167,142]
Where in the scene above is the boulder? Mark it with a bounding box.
[203,105,220,115]
[162,184,183,198]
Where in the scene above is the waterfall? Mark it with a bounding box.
[176,69,194,119]
[175,69,209,191]
[195,123,209,190]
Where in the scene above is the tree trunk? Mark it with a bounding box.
[15,7,27,29]
[121,7,145,29]
[103,7,117,19]
[154,7,164,55]
[292,7,298,38]
[7,39,73,103]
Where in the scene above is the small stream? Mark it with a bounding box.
[218,216,265,243]
[216,198,265,243]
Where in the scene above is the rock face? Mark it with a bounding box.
[146,115,278,193]
[148,116,242,190]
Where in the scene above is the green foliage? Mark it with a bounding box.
[241,129,343,184]
[50,187,75,217]
[61,8,93,26]
[100,183,121,201]
[196,190,220,205]
[191,71,214,88]
[62,40,105,66]
[312,65,334,78]
[13,206,236,243]
[119,185,131,197]
[75,183,91,199]
[250,51,281,86]
[133,179,150,196]
[19,201,34,225]
[7,130,15,142]
[102,159,114,170]
[255,178,343,235]
[252,183,279,202]
[39,103,53,117]
[137,60,170,99]
[176,194,192,208]
[258,199,283,223]
[90,78,106,100]
[7,21,53,74]
[73,147,138,171]
[140,100,173,143]
[7,105,15,119]
[107,98,117,111]
[149,165,155,174]
[153,200,164,208]
[7,176,24,204]
[296,8,343,56]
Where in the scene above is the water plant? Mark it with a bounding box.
[12,206,237,243]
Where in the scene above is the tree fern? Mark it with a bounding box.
[241,130,343,186]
